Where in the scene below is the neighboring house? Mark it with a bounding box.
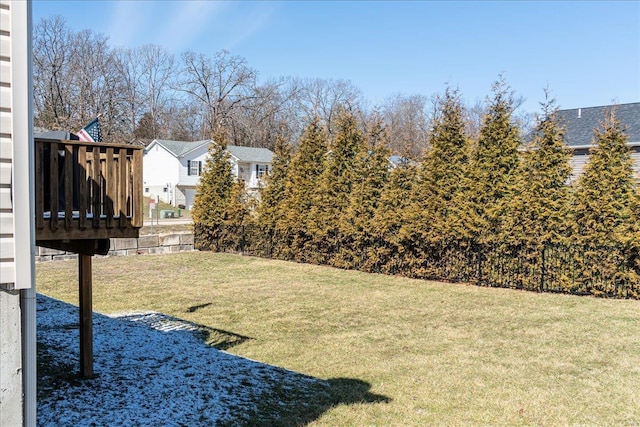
[0,1,36,425]
[143,139,210,209]
[388,155,416,169]
[33,128,79,140]
[226,144,274,189]
[129,137,152,147]
[557,102,640,181]
[143,139,274,210]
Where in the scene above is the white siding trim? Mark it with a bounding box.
[8,0,34,290]
[0,0,12,286]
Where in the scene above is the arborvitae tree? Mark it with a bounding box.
[572,108,639,295]
[632,187,640,289]
[308,109,365,265]
[401,87,470,277]
[192,130,234,250]
[255,131,292,254]
[502,96,573,247]
[467,77,522,245]
[277,117,328,261]
[420,87,470,242]
[338,116,391,269]
[573,108,638,247]
[219,179,253,251]
[633,186,640,248]
[371,159,418,274]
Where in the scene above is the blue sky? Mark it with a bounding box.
[32,0,640,114]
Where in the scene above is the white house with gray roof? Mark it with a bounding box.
[557,102,640,181]
[143,139,273,210]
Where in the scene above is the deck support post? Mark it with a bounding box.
[79,251,93,378]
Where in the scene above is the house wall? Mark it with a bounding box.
[231,160,241,182]
[143,142,180,203]
[174,185,187,208]
[1,1,35,424]
[568,148,590,184]
[235,160,268,189]
[0,0,16,289]
[177,144,209,187]
[176,145,209,210]
[183,187,198,211]
[570,145,640,183]
[632,147,640,179]
[146,185,171,204]
[249,162,269,189]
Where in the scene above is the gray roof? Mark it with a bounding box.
[34,130,79,140]
[227,145,273,163]
[153,139,211,157]
[557,102,640,147]
[148,139,274,163]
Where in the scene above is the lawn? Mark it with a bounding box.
[36,251,640,426]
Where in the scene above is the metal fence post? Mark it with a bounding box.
[540,245,546,292]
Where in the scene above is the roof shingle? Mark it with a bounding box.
[557,102,640,147]
[154,139,211,157]
[226,145,274,163]
[149,139,274,163]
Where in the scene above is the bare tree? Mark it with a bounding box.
[226,77,307,148]
[294,77,364,136]
[138,44,175,139]
[161,101,204,141]
[465,79,533,145]
[33,16,75,130]
[381,93,430,158]
[178,50,257,138]
[114,47,144,139]
[33,16,130,139]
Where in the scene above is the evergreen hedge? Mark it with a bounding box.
[193,96,640,299]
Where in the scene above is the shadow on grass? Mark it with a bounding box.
[36,294,390,426]
[186,302,213,312]
[241,377,391,426]
[117,309,254,351]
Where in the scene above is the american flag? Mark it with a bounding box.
[78,117,103,142]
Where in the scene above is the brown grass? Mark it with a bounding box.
[37,251,640,426]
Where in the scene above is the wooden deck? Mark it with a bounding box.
[35,138,143,243]
[34,137,144,377]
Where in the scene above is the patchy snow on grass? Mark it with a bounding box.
[37,294,326,426]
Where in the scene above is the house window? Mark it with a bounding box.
[187,160,201,176]
[144,187,149,193]
[257,164,267,177]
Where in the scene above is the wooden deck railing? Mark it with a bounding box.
[35,138,143,241]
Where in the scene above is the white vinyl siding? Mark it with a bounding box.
[184,188,198,211]
[569,145,640,184]
[631,146,640,180]
[142,141,180,204]
[178,147,208,186]
[0,0,14,286]
[568,149,590,184]
[1,1,33,425]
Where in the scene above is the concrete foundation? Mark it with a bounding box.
[0,290,23,427]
